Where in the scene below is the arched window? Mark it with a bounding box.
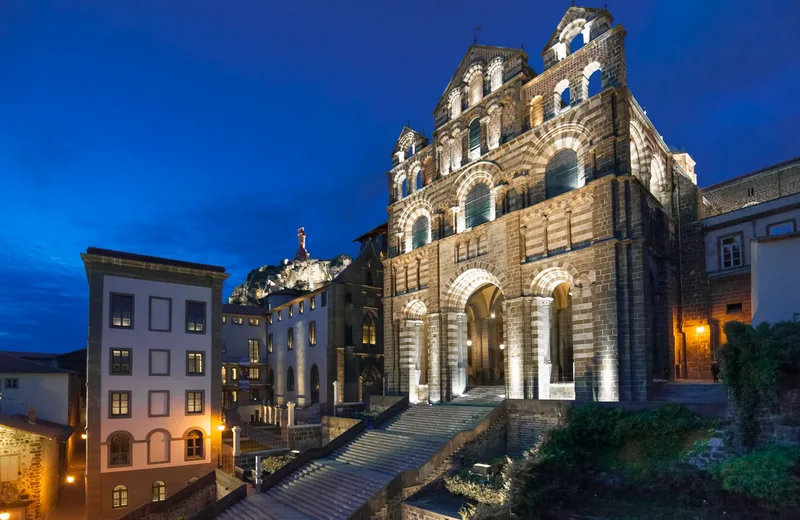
[416,170,423,191]
[406,144,414,159]
[449,90,462,118]
[401,178,408,198]
[365,270,373,286]
[112,485,128,509]
[529,96,543,128]
[468,72,483,105]
[464,183,491,229]
[583,62,602,100]
[287,367,295,391]
[570,32,584,53]
[468,119,481,156]
[411,216,429,250]
[152,481,166,502]
[109,434,131,467]
[555,80,571,114]
[185,430,204,460]
[489,62,503,92]
[545,149,580,199]
[362,314,377,346]
[550,282,574,383]
[310,364,320,404]
[506,188,518,213]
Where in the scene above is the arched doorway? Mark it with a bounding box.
[465,284,505,387]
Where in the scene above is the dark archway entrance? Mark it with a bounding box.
[465,284,505,386]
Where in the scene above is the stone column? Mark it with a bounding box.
[451,205,461,234]
[487,105,502,150]
[333,381,341,405]
[287,402,296,426]
[452,128,463,168]
[399,319,421,398]
[358,376,364,403]
[479,115,491,156]
[445,312,468,398]
[231,426,241,456]
[427,313,442,403]
[531,297,554,399]
[502,297,530,399]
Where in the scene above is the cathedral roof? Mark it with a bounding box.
[541,6,612,55]
[392,126,428,157]
[435,44,525,111]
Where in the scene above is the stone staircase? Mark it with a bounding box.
[650,381,727,403]
[451,385,506,404]
[216,403,496,520]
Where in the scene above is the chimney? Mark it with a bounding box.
[28,407,36,425]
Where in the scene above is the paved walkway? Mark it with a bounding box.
[52,444,86,520]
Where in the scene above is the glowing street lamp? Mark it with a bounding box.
[81,433,87,440]
[66,475,75,484]
[1,512,11,520]
[466,339,473,347]
[217,424,226,432]
[499,343,505,350]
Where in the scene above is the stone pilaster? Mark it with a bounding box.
[572,283,596,401]
[427,313,442,403]
[531,296,553,399]
[502,296,530,399]
[444,312,467,398]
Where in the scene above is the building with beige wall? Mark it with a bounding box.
[81,248,228,519]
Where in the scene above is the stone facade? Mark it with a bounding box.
[322,416,360,445]
[0,425,60,520]
[286,424,322,451]
[384,6,702,402]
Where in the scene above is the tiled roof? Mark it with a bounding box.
[84,247,226,273]
[0,353,74,374]
[0,413,74,440]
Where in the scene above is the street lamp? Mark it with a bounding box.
[1,512,11,520]
[66,475,75,484]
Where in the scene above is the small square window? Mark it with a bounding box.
[187,351,205,376]
[726,303,743,314]
[186,391,204,414]
[5,378,19,389]
[186,301,206,333]
[248,318,259,326]
[299,301,304,314]
[232,317,243,325]
[110,293,134,329]
[110,348,132,375]
[110,391,131,418]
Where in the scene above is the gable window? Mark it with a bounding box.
[465,183,491,229]
[321,291,327,307]
[545,149,580,199]
[299,300,304,314]
[112,485,128,508]
[268,334,273,353]
[768,220,795,236]
[232,317,243,325]
[185,430,204,460]
[152,481,166,502]
[110,293,134,329]
[248,339,260,363]
[186,391,204,414]
[310,296,316,310]
[187,351,205,376]
[309,321,317,346]
[411,216,430,250]
[248,318,259,326]
[4,378,18,389]
[468,119,481,157]
[185,301,206,333]
[362,315,377,346]
[110,392,131,418]
[110,348,132,375]
[109,434,131,466]
[489,62,503,91]
[287,367,295,391]
[288,328,294,350]
[720,234,743,270]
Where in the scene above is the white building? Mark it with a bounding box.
[81,247,229,519]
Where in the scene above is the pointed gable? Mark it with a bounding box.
[541,6,612,68]
[434,45,527,115]
[392,126,428,166]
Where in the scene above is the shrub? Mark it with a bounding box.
[712,446,800,506]
[261,454,293,475]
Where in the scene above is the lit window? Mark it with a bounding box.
[110,348,131,375]
[110,392,130,418]
[767,220,795,236]
[231,367,238,381]
[411,216,430,249]
[545,149,579,199]
[185,301,206,333]
[186,391,204,414]
[109,435,131,466]
[232,317,243,325]
[309,321,317,346]
[288,328,294,350]
[222,315,227,324]
[248,339,259,363]
[464,183,491,229]
[278,310,282,322]
[268,313,273,324]
[248,318,259,326]
[310,296,316,310]
[112,485,128,508]
[187,351,205,376]
[221,366,227,384]
[249,367,260,380]
[110,293,133,329]
[362,315,377,346]
[152,481,166,502]
[268,334,273,353]
[299,300,304,314]
[721,235,743,270]
[185,430,204,460]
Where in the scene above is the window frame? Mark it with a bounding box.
[148,390,170,418]
[110,293,134,329]
[232,317,243,325]
[108,433,132,468]
[0,454,20,483]
[185,430,204,460]
[268,333,273,353]
[321,291,327,307]
[108,391,132,419]
[148,349,170,376]
[148,296,172,332]
[249,388,260,402]
[310,296,316,310]
[464,183,491,229]
[185,301,207,334]
[299,300,304,314]
[248,339,260,363]
[109,348,132,376]
[185,390,205,415]
[248,318,260,326]
[4,378,19,389]
[152,481,166,502]
[767,219,796,236]
[719,233,744,270]
[288,328,294,350]
[248,367,260,380]
[411,216,430,250]
[309,320,317,346]
[112,485,129,508]
[186,351,205,376]
[287,367,295,392]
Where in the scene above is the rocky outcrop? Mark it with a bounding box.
[228,255,352,305]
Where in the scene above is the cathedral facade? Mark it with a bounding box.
[383,6,708,403]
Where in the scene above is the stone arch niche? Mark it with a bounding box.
[401,299,428,403]
[528,265,599,401]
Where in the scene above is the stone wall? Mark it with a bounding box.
[703,158,800,216]
[506,400,569,457]
[286,424,322,451]
[322,416,360,445]
[401,503,459,520]
[0,426,60,520]
[728,385,800,447]
[453,412,507,467]
[709,273,752,345]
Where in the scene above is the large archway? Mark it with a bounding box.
[465,284,505,386]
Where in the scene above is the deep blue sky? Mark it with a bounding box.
[1,1,798,353]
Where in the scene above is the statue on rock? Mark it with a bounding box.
[295,227,310,261]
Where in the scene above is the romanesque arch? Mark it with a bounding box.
[442,263,510,313]
[450,161,503,232]
[629,118,651,186]
[398,199,435,253]
[523,121,592,197]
